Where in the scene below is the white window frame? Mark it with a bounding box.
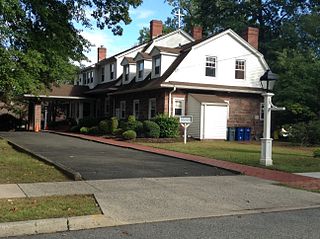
[110,63,115,80]
[154,56,161,76]
[173,98,185,116]
[260,103,264,121]
[235,59,246,79]
[148,98,156,119]
[133,99,140,119]
[120,100,126,119]
[205,56,217,77]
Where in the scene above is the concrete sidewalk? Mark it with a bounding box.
[52,131,320,191]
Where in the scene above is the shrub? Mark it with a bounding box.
[287,120,320,146]
[308,121,320,145]
[122,130,137,140]
[127,115,136,130]
[80,127,89,134]
[134,121,143,137]
[99,120,110,134]
[88,126,99,135]
[70,125,80,132]
[314,148,320,158]
[143,120,160,138]
[78,117,100,128]
[153,114,180,138]
[113,128,124,136]
[110,117,119,133]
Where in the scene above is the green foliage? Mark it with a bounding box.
[153,114,180,138]
[78,118,100,128]
[134,121,143,137]
[70,125,80,132]
[113,128,124,136]
[88,126,99,135]
[122,130,137,140]
[110,117,119,133]
[0,0,142,99]
[80,127,89,134]
[143,120,160,138]
[287,120,320,146]
[98,120,110,134]
[308,121,320,146]
[314,149,320,158]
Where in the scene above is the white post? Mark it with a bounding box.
[44,107,48,130]
[184,124,187,144]
[260,92,274,166]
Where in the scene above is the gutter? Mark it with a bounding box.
[168,86,176,117]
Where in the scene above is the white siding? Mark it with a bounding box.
[187,95,201,139]
[167,32,267,89]
[160,54,177,76]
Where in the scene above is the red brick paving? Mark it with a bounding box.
[49,131,320,191]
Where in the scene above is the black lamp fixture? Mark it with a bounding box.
[260,70,278,92]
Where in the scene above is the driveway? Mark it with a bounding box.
[0,132,235,180]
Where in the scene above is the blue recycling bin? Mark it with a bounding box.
[244,127,251,141]
[235,127,244,141]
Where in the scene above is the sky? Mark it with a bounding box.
[78,0,174,66]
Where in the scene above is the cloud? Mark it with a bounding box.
[130,8,155,19]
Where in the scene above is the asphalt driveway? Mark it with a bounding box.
[0,132,235,180]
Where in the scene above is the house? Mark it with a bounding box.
[25,20,268,139]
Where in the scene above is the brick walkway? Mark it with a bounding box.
[49,131,320,191]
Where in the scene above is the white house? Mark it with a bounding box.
[26,20,267,139]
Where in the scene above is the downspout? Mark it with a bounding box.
[168,85,176,117]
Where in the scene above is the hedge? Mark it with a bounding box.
[143,120,160,138]
[153,114,180,138]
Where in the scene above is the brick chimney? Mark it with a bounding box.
[191,26,203,41]
[97,46,107,62]
[150,20,163,39]
[242,27,259,50]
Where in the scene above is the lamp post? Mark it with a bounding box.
[260,70,285,166]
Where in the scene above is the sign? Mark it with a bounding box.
[179,115,193,124]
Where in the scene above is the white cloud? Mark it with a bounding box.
[130,8,155,19]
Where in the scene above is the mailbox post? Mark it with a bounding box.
[179,115,193,144]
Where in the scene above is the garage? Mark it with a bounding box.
[188,94,228,140]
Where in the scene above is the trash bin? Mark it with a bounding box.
[235,127,244,141]
[227,127,236,141]
[244,127,251,141]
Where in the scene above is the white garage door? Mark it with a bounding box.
[203,104,228,139]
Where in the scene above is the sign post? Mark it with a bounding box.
[179,115,193,144]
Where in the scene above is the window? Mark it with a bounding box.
[260,103,264,120]
[110,64,114,80]
[101,67,105,82]
[83,73,86,84]
[120,101,126,119]
[235,60,245,79]
[148,98,156,119]
[154,56,161,75]
[90,71,93,83]
[124,65,129,81]
[138,61,144,79]
[205,56,217,77]
[133,100,140,119]
[173,98,185,116]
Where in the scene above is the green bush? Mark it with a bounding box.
[153,114,180,138]
[88,126,99,135]
[110,117,119,134]
[308,121,320,145]
[78,117,100,128]
[314,148,320,158]
[70,125,80,132]
[134,121,143,137]
[99,120,110,134]
[127,115,136,130]
[80,127,89,134]
[113,128,124,136]
[122,130,137,140]
[287,120,320,145]
[143,120,160,138]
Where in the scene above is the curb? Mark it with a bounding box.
[6,139,82,181]
[0,214,117,238]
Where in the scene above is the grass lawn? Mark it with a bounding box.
[139,141,320,173]
[0,139,69,183]
[0,195,101,223]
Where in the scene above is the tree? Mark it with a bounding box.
[0,0,142,100]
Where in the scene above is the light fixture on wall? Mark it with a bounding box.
[259,70,285,166]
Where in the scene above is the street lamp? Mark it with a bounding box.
[260,70,285,166]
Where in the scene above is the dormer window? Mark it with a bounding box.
[101,67,105,82]
[83,73,86,84]
[138,61,144,79]
[87,72,90,83]
[124,65,129,81]
[154,56,161,75]
[235,59,245,79]
[110,63,114,80]
[90,71,93,83]
[205,56,216,77]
